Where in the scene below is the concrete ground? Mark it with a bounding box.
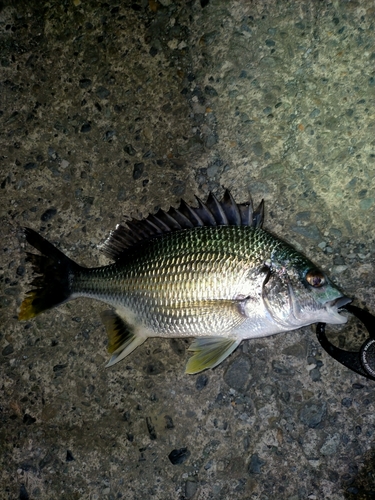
[1,0,374,499]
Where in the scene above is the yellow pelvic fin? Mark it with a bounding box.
[100,310,147,367]
[185,337,241,374]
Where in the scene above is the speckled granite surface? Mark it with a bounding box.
[1,1,374,499]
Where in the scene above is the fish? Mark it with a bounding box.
[18,189,351,374]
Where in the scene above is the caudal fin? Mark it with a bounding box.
[19,228,80,320]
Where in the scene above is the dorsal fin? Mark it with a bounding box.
[221,190,241,225]
[205,192,228,225]
[100,189,265,260]
[253,199,264,228]
[193,196,217,226]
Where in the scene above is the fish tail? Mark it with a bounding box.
[18,228,80,320]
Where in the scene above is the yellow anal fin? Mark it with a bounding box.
[100,310,147,367]
[185,337,241,374]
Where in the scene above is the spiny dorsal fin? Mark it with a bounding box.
[100,189,264,260]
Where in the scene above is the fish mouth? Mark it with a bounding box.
[325,296,352,324]
[332,296,352,309]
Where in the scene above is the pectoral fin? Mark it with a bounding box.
[185,337,241,374]
[101,310,147,367]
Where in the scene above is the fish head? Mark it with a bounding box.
[262,252,351,329]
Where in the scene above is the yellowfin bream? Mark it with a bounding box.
[19,190,351,373]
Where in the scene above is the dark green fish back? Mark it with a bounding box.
[100,189,264,260]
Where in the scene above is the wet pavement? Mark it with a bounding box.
[1,1,375,499]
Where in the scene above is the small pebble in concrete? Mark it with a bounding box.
[195,373,208,390]
[143,360,165,375]
[341,397,352,408]
[23,162,38,170]
[95,86,110,99]
[146,417,157,440]
[299,400,327,428]
[320,433,340,456]
[164,415,174,429]
[185,479,198,499]
[23,414,36,425]
[248,453,265,474]
[40,207,57,222]
[80,123,91,133]
[79,78,92,89]
[133,162,144,180]
[223,356,250,391]
[2,344,14,356]
[168,447,190,465]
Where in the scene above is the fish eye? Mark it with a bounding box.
[305,269,326,288]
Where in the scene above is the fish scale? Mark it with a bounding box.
[73,226,270,308]
[19,190,350,374]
